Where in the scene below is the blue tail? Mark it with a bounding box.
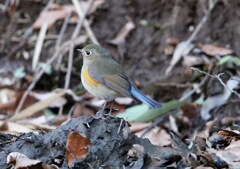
[130,86,161,108]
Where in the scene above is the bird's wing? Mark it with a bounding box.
[88,59,133,98]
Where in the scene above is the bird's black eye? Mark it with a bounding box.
[85,50,91,56]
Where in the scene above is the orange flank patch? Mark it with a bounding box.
[82,68,100,87]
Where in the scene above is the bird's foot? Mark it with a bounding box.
[94,109,114,119]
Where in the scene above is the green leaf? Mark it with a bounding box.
[232,57,240,66]
[117,100,185,122]
[14,67,26,78]
[39,62,52,75]
[218,55,240,67]
[44,108,55,121]
[117,104,149,121]
[139,19,149,26]
[218,55,232,65]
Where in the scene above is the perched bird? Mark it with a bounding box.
[78,44,161,110]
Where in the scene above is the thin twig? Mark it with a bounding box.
[64,43,74,89]
[180,75,208,101]
[117,119,124,134]
[32,22,48,71]
[64,0,95,90]
[67,105,75,120]
[190,67,215,77]
[56,13,71,70]
[72,0,99,44]
[55,13,71,48]
[191,67,240,99]
[188,0,219,43]
[64,18,83,89]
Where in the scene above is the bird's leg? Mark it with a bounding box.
[101,101,107,114]
[95,101,108,118]
[108,101,114,115]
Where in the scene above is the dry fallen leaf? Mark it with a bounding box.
[33,5,75,29]
[30,91,67,108]
[0,120,33,133]
[208,141,240,169]
[201,44,233,56]
[129,122,151,133]
[165,40,194,75]
[0,90,38,114]
[88,0,105,14]
[200,77,239,120]
[10,90,66,121]
[0,88,17,112]
[181,103,199,118]
[7,152,58,169]
[107,20,135,59]
[65,131,91,166]
[182,55,205,67]
[136,127,171,146]
[33,1,105,29]
[127,144,145,158]
[218,129,240,140]
[195,166,214,169]
[225,140,240,150]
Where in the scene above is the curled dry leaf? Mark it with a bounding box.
[10,90,66,121]
[108,20,135,45]
[136,127,171,146]
[200,44,233,56]
[33,5,75,29]
[182,55,206,67]
[33,1,105,29]
[107,20,135,59]
[165,41,194,75]
[169,115,178,134]
[0,120,33,133]
[129,122,151,133]
[200,77,239,120]
[218,129,240,140]
[0,90,38,114]
[225,140,240,150]
[127,144,145,158]
[0,89,15,104]
[0,89,16,112]
[208,141,240,169]
[65,131,91,166]
[7,152,58,169]
[88,0,105,14]
[30,91,67,108]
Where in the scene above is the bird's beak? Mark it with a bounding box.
[77,49,84,53]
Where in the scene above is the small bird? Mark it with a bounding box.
[78,44,161,111]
